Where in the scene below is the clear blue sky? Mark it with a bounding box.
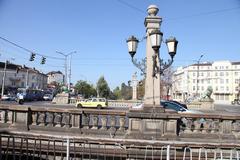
[0,0,240,89]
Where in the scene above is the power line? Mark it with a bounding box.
[165,6,240,21]
[0,36,64,60]
[117,0,240,21]
[116,0,145,14]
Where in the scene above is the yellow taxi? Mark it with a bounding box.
[76,98,108,109]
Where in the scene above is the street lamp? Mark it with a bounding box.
[126,4,178,107]
[196,54,204,96]
[56,51,77,91]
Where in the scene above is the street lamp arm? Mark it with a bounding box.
[56,51,67,57]
[131,57,146,76]
[67,51,77,56]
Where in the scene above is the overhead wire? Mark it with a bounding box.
[116,0,240,22]
[0,36,64,60]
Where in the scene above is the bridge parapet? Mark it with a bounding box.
[178,113,240,141]
[1,105,240,143]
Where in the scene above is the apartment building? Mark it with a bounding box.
[0,62,47,93]
[47,71,65,85]
[172,61,240,104]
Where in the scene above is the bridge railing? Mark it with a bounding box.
[1,105,240,142]
[178,112,240,140]
[0,105,128,137]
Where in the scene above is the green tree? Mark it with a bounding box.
[121,83,132,100]
[96,76,110,98]
[75,80,96,98]
[112,86,121,100]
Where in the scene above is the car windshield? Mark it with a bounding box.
[161,101,187,112]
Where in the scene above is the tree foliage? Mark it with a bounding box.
[74,80,96,98]
[96,76,110,98]
[121,83,132,100]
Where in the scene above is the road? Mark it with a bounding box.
[0,100,128,110]
[1,100,240,113]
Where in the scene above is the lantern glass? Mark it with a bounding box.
[149,29,163,51]
[166,37,178,58]
[127,36,139,57]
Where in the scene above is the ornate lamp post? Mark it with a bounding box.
[127,5,178,108]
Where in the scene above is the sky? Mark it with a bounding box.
[0,0,240,89]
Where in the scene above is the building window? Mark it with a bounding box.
[215,66,218,69]
[32,75,35,80]
[226,86,229,91]
[201,72,204,76]
[21,82,24,87]
[193,86,195,91]
[207,72,210,76]
[201,86,204,91]
[22,74,25,79]
[208,79,210,84]
[215,87,218,91]
[215,72,218,76]
[225,95,229,100]
[235,79,239,84]
[226,72,229,76]
[235,72,238,76]
[193,72,196,76]
[220,79,224,84]
[226,66,229,69]
[220,86,224,91]
[235,87,238,91]
[226,79,229,83]
[201,79,204,83]
[220,72,224,76]
[193,79,196,83]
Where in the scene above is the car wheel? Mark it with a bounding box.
[97,105,102,109]
[77,104,82,108]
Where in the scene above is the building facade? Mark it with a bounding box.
[172,61,240,104]
[0,62,48,93]
[47,71,65,85]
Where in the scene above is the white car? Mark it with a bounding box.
[43,94,53,101]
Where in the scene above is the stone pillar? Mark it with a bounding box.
[144,5,162,107]
[132,72,138,100]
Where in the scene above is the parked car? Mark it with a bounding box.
[1,94,16,101]
[43,94,53,101]
[169,100,188,109]
[76,98,108,109]
[231,99,240,105]
[160,100,201,113]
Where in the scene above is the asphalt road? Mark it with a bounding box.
[0,100,128,110]
[1,100,240,113]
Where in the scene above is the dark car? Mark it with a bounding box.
[161,100,187,112]
[160,100,201,114]
[231,99,240,105]
[169,100,188,109]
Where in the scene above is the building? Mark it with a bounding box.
[47,71,65,85]
[172,61,240,104]
[0,62,48,93]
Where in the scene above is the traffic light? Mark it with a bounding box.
[29,53,36,61]
[41,57,46,64]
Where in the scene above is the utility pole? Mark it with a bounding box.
[196,55,203,97]
[56,51,76,91]
[1,60,8,98]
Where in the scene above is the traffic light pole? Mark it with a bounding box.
[1,60,7,98]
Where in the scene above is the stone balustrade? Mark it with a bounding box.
[1,104,240,143]
[0,105,128,137]
[178,112,240,142]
